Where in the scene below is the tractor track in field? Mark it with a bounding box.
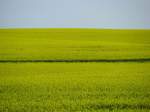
[0,58,150,63]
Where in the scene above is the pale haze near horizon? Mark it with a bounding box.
[0,0,150,29]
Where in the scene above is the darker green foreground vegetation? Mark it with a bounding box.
[0,63,150,112]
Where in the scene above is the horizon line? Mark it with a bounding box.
[0,27,150,30]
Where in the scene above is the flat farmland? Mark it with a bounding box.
[0,29,150,60]
[0,63,150,112]
[0,29,150,112]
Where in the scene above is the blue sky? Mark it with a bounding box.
[0,0,150,28]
